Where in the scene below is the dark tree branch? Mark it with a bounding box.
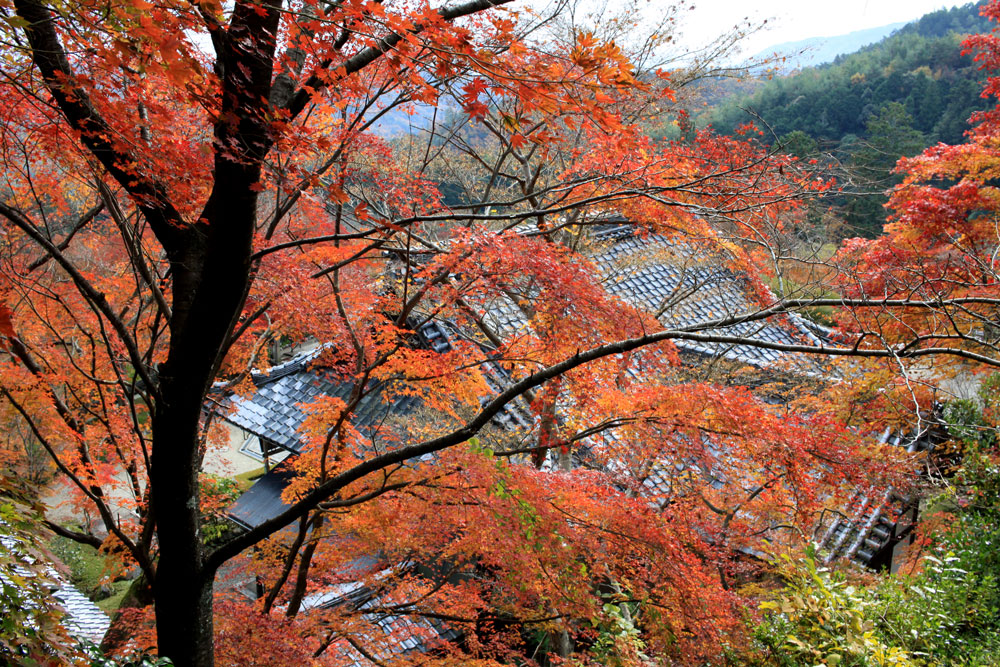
[44,520,102,549]
[26,201,104,272]
[0,203,160,396]
[283,0,514,118]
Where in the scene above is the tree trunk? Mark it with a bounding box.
[153,566,215,667]
[151,392,218,667]
[554,628,573,660]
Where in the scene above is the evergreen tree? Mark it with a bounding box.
[845,103,926,237]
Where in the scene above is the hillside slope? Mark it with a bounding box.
[702,1,994,238]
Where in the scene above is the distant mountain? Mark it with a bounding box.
[751,22,907,71]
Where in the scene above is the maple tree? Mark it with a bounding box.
[823,0,1000,392]
[1,0,999,665]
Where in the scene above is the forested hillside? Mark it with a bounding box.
[710,2,992,144]
[706,2,995,236]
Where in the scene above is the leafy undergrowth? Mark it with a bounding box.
[747,384,1000,666]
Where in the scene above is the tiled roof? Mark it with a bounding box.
[53,578,111,643]
[588,232,826,372]
[333,608,460,667]
[312,566,462,667]
[298,556,386,612]
[585,426,727,505]
[225,321,532,528]
[415,319,533,431]
[223,369,424,528]
[226,321,532,456]
[462,228,829,374]
[818,422,945,568]
[477,293,533,341]
[226,366,420,455]
[0,534,110,644]
[227,463,297,530]
[592,413,943,572]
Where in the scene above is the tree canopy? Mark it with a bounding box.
[0,0,999,665]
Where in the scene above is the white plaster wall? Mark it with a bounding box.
[202,421,288,477]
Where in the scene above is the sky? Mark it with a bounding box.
[675,1,972,57]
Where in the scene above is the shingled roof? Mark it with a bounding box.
[0,534,110,645]
[331,609,461,667]
[301,559,463,667]
[225,350,421,456]
[588,229,827,372]
[549,226,927,571]
[464,224,829,375]
[225,321,533,455]
[224,321,533,529]
[818,421,946,569]
[53,577,112,643]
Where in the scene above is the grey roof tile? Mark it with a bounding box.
[0,534,110,644]
[225,365,386,454]
[226,321,532,528]
[331,602,458,667]
[587,234,826,372]
[464,230,827,374]
[53,578,111,643]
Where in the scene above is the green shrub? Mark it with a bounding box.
[753,551,915,666]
